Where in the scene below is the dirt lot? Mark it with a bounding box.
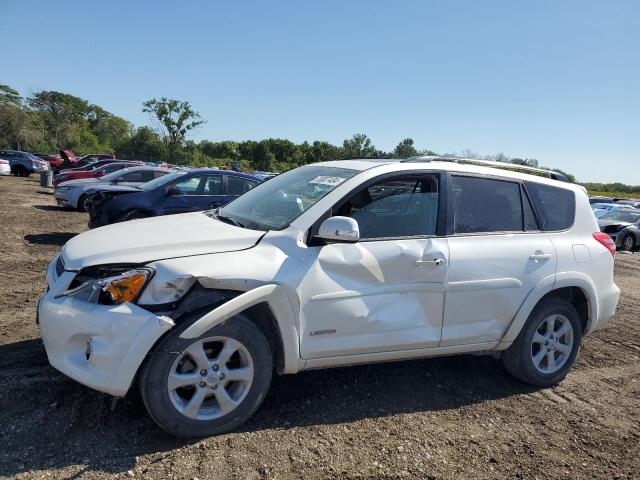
[0,175,639,479]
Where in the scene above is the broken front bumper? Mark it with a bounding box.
[38,259,174,397]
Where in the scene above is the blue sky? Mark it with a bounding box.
[2,0,639,184]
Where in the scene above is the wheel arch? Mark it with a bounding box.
[177,284,303,374]
[500,273,598,345]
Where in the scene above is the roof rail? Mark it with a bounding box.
[401,155,569,182]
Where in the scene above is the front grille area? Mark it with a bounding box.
[55,255,65,277]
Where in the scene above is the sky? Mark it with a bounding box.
[2,0,639,184]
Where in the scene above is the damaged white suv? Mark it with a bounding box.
[39,157,620,437]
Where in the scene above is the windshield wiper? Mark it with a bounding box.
[214,209,245,228]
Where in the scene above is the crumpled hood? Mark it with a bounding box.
[84,184,140,194]
[598,220,632,229]
[61,212,264,270]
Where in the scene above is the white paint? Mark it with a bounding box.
[38,159,620,398]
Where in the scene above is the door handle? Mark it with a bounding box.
[415,258,444,266]
[529,253,552,261]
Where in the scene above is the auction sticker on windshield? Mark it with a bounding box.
[309,176,347,186]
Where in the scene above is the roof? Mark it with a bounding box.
[309,157,575,189]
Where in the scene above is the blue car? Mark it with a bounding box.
[86,168,261,228]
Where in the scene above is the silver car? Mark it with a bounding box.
[54,166,172,211]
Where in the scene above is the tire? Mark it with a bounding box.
[139,313,273,438]
[12,165,29,177]
[621,233,635,252]
[502,297,582,387]
[121,210,149,222]
[76,194,87,212]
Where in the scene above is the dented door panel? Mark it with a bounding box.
[299,238,449,358]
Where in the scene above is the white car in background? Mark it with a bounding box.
[54,166,172,211]
[39,157,620,437]
[0,159,11,176]
[591,202,636,219]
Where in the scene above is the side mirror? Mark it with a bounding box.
[317,216,360,243]
[166,187,181,196]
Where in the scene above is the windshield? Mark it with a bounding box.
[138,170,186,191]
[601,210,640,223]
[215,165,358,230]
[100,167,139,181]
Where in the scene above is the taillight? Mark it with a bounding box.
[593,232,616,256]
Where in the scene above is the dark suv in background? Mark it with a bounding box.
[87,168,261,228]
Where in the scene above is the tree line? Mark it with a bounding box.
[0,82,604,187]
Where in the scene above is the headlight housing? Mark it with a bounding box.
[57,186,73,191]
[57,268,154,305]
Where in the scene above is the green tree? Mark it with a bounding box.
[116,127,168,161]
[27,90,91,148]
[342,133,376,158]
[0,84,22,106]
[394,138,418,157]
[142,97,206,158]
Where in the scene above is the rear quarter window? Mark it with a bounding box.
[525,182,575,231]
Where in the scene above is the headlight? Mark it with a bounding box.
[57,268,154,305]
[57,186,73,191]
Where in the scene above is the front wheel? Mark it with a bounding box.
[12,165,29,177]
[76,194,88,212]
[621,233,635,252]
[502,298,582,387]
[121,209,150,222]
[139,313,273,438]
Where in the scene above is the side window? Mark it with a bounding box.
[525,182,575,231]
[337,175,440,239]
[227,176,258,195]
[103,165,124,174]
[452,176,523,234]
[173,176,202,194]
[121,171,145,182]
[203,175,223,195]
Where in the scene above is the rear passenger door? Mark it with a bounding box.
[225,175,259,204]
[441,175,556,346]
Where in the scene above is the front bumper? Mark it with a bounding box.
[38,258,174,396]
[54,189,75,208]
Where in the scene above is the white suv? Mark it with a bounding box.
[38,157,620,437]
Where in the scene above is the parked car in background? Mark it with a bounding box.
[39,158,619,437]
[86,168,261,228]
[52,149,78,172]
[0,149,49,176]
[33,153,62,168]
[54,166,172,211]
[76,153,116,164]
[0,159,11,176]
[589,196,614,204]
[591,202,636,219]
[54,161,142,187]
[612,199,640,209]
[598,209,640,251]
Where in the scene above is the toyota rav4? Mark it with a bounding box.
[38,157,620,437]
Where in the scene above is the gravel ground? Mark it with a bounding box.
[1,175,639,479]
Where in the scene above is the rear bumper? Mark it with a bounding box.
[590,283,620,332]
[0,165,10,176]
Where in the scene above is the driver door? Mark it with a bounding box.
[298,173,448,359]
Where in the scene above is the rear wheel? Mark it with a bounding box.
[139,313,273,438]
[502,298,582,387]
[621,233,635,252]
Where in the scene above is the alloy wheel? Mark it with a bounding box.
[530,314,574,374]
[167,336,254,420]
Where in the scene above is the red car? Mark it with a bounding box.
[54,161,142,186]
